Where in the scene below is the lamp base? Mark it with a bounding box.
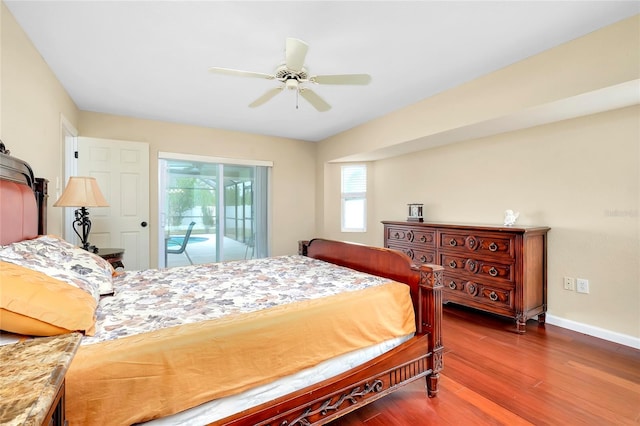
[72,207,96,252]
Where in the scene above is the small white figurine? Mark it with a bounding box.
[504,210,519,226]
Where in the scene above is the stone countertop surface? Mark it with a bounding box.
[0,332,82,426]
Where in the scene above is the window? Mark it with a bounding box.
[341,164,367,232]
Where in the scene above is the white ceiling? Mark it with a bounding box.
[5,1,639,142]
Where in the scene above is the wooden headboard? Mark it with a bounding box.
[0,144,48,245]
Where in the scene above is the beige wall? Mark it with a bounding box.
[1,2,79,235]
[78,112,316,265]
[372,107,638,338]
[316,16,640,339]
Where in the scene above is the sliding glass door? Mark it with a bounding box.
[159,154,270,267]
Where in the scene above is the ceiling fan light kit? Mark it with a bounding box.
[285,79,299,90]
[209,37,371,112]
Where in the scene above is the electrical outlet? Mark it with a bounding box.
[576,278,589,294]
[563,276,575,291]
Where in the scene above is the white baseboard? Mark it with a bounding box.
[545,314,640,350]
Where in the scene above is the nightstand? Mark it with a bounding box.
[97,248,125,270]
[0,332,82,426]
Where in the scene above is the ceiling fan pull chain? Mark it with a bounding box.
[296,89,299,109]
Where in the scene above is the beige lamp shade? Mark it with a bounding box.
[54,177,109,207]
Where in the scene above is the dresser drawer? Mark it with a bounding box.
[439,231,515,259]
[387,242,436,264]
[443,273,514,313]
[440,253,513,283]
[386,226,435,248]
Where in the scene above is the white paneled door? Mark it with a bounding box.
[77,137,150,270]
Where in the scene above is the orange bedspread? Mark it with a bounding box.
[66,281,415,425]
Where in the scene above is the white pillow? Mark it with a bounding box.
[0,235,114,297]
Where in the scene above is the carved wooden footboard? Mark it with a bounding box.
[221,239,444,425]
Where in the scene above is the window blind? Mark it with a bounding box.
[341,165,366,194]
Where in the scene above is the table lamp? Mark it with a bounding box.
[54,176,109,252]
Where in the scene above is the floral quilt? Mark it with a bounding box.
[84,255,390,345]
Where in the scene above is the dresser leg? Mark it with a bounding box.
[516,314,527,334]
[537,312,546,325]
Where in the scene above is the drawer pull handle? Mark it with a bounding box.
[449,239,457,246]
[448,260,457,268]
[420,235,427,243]
[489,242,498,252]
[488,267,498,277]
[394,232,400,239]
[420,255,427,263]
[489,291,498,301]
[467,283,477,295]
[448,281,456,290]
[466,259,479,273]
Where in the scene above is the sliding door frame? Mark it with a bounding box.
[158,152,272,267]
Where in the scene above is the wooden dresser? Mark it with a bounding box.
[383,221,550,333]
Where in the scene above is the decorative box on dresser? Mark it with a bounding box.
[383,221,550,333]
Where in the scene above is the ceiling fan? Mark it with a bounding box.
[209,37,371,112]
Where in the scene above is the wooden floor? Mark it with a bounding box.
[330,305,640,425]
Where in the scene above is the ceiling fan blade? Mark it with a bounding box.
[311,74,372,85]
[299,88,331,112]
[285,38,309,72]
[209,67,274,80]
[249,87,284,108]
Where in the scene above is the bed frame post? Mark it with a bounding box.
[35,177,48,235]
[418,265,444,397]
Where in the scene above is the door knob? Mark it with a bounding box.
[141,221,148,227]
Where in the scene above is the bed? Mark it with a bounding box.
[0,145,444,425]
